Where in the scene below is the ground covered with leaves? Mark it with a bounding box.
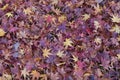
[0,0,120,80]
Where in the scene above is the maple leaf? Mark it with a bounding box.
[21,68,29,79]
[94,4,102,14]
[56,50,65,58]
[110,25,120,34]
[72,55,78,62]
[63,38,73,49]
[2,73,12,80]
[58,15,67,23]
[94,37,102,44]
[31,70,40,80]
[42,48,52,58]
[5,12,13,18]
[23,8,33,15]
[94,21,101,30]
[111,14,120,23]
[82,14,90,21]
[0,28,6,37]
[1,4,9,10]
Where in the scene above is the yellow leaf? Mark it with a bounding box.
[56,50,65,58]
[110,25,120,34]
[94,21,101,30]
[23,8,33,15]
[72,55,78,62]
[82,14,90,21]
[94,37,102,44]
[111,14,120,23]
[94,4,102,14]
[5,12,13,18]
[58,15,67,23]
[2,73,12,80]
[1,4,9,10]
[21,68,29,78]
[117,54,120,59]
[31,70,40,80]
[63,38,73,49]
[42,48,52,58]
[0,28,6,37]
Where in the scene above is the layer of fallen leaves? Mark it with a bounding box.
[0,0,120,80]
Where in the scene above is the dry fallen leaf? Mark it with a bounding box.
[117,54,120,60]
[2,74,12,80]
[111,14,120,23]
[94,4,102,14]
[56,50,65,58]
[110,24,120,34]
[1,4,9,10]
[5,12,13,18]
[31,70,41,80]
[0,28,6,37]
[72,55,78,62]
[82,14,90,21]
[94,21,101,30]
[94,37,102,44]
[63,38,73,49]
[23,8,33,15]
[58,15,67,23]
[21,68,29,79]
[42,48,52,58]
